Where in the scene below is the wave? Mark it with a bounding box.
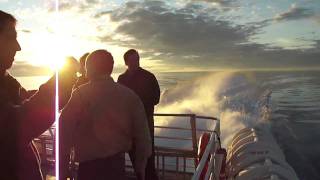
[156,71,272,146]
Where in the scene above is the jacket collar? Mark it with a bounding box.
[125,67,143,76]
[89,75,114,83]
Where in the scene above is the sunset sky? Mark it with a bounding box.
[1,0,320,76]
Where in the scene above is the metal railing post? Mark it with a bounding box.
[190,114,198,153]
[190,114,198,167]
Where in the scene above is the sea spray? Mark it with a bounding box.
[156,71,272,147]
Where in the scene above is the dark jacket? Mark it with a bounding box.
[0,73,29,105]
[73,75,88,90]
[0,73,69,180]
[117,67,160,119]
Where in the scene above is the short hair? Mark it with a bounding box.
[124,49,139,62]
[86,50,114,79]
[79,52,90,68]
[0,10,16,32]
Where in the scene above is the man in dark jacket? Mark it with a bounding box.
[0,10,74,180]
[118,49,160,180]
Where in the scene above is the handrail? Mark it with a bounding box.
[155,125,215,133]
[196,115,219,121]
[153,113,219,163]
[191,132,216,180]
[204,154,215,180]
[154,135,192,141]
[154,126,191,131]
[154,113,219,121]
[191,120,221,180]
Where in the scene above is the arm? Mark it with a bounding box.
[59,90,83,180]
[17,79,56,144]
[19,86,35,100]
[151,74,160,105]
[131,96,152,179]
[17,71,76,144]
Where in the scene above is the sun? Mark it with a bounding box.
[25,31,72,70]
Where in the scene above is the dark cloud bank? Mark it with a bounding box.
[97,1,320,70]
[275,6,315,22]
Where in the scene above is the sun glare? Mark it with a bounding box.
[27,32,70,70]
[22,11,76,71]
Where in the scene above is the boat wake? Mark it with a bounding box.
[156,71,303,179]
[157,71,272,146]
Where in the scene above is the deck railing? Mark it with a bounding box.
[34,113,220,180]
[152,113,220,180]
[191,129,223,180]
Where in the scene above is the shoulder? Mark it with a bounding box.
[140,68,156,78]
[74,81,90,92]
[6,73,22,89]
[140,68,152,75]
[115,82,134,95]
[119,70,129,77]
[117,72,128,82]
[71,82,92,100]
[115,83,141,100]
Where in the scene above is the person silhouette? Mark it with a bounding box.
[59,49,152,180]
[0,10,75,180]
[118,49,160,180]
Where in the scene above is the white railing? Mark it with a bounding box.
[192,121,223,180]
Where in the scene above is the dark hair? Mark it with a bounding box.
[123,49,139,62]
[0,10,16,32]
[64,56,79,73]
[86,50,114,78]
[80,52,90,67]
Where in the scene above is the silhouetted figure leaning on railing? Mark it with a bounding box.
[59,49,152,180]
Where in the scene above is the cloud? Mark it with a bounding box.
[94,1,320,70]
[94,10,112,18]
[99,2,260,65]
[274,5,314,22]
[20,29,31,33]
[191,0,235,6]
[45,0,104,12]
[181,0,240,12]
[9,61,52,76]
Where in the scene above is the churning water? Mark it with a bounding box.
[156,70,320,180]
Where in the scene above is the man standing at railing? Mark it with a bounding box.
[118,49,160,180]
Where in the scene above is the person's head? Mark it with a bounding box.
[63,56,79,75]
[0,10,21,71]
[85,50,114,80]
[124,49,140,71]
[79,52,89,75]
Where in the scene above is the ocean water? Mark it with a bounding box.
[16,76,51,90]
[17,70,320,179]
[155,70,320,180]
